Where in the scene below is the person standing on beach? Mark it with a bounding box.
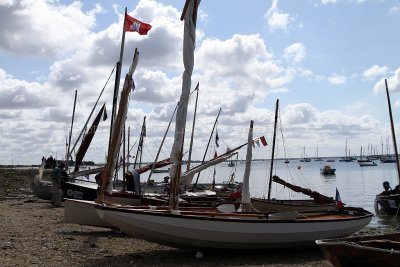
[51,163,63,206]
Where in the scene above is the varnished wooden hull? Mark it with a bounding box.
[316,233,400,267]
[251,198,337,212]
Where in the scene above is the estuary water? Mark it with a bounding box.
[144,157,400,228]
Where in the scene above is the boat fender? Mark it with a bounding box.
[374,198,379,215]
[171,210,181,215]
[195,252,203,259]
[148,205,157,210]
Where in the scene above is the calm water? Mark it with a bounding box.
[143,158,400,228]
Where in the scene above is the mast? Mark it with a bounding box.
[267,99,279,201]
[108,7,128,155]
[70,66,115,155]
[194,107,222,186]
[146,103,178,184]
[122,125,126,189]
[66,89,77,165]
[187,82,199,172]
[385,78,400,184]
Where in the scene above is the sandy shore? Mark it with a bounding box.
[0,168,396,266]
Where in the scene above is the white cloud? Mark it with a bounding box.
[363,65,388,80]
[373,68,400,94]
[321,0,337,5]
[328,74,346,85]
[353,0,366,4]
[300,69,313,77]
[264,0,293,32]
[0,0,102,57]
[0,0,394,164]
[389,5,400,15]
[283,43,306,64]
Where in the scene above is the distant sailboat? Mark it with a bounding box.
[339,140,354,162]
[314,146,323,161]
[300,147,311,162]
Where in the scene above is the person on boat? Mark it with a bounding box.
[163,176,169,184]
[380,181,400,195]
[51,163,63,206]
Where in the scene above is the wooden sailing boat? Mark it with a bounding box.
[316,232,400,267]
[251,99,337,212]
[61,103,108,201]
[95,119,373,249]
[95,1,372,245]
[375,79,400,214]
[33,90,79,201]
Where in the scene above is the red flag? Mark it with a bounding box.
[260,136,268,146]
[125,14,152,35]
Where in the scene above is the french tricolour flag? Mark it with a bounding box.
[336,187,344,209]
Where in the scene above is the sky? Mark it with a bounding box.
[1,0,400,165]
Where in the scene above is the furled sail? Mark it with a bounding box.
[169,0,200,208]
[98,49,139,199]
[241,120,254,211]
[180,151,238,186]
[73,103,106,172]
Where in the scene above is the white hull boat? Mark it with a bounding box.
[64,199,114,228]
[95,205,372,250]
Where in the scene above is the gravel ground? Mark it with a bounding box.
[0,194,334,267]
[0,169,397,267]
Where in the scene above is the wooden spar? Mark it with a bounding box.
[272,175,334,203]
[69,66,115,155]
[182,142,248,176]
[170,125,186,210]
[123,125,126,190]
[187,82,199,172]
[108,7,128,155]
[127,126,130,167]
[194,107,222,187]
[147,103,178,184]
[73,103,106,172]
[267,99,279,201]
[133,116,146,169]
[98,49,139,202]
[66,89,77,164]
[170,151,183,210]
[385,79,400,185]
